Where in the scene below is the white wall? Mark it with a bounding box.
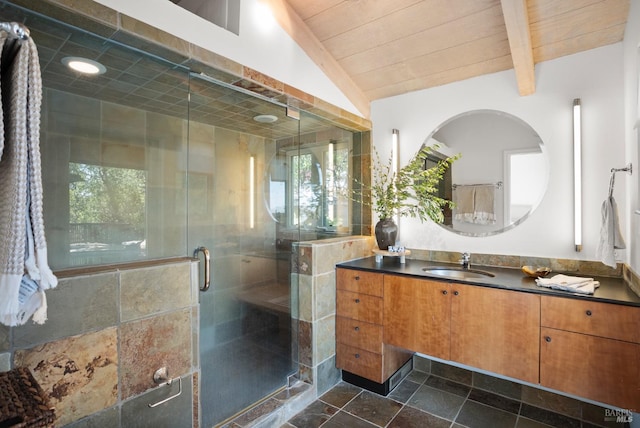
[624,0,640,272]
[92,0,361,116]
[371,44,626,260]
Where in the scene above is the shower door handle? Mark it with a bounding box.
[194,246,211,292]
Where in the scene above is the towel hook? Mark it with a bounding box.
[610,163,632,175]
[608,163,632,198]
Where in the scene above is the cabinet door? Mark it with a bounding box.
[383,275,450,360]
[450,284,540,384]
[541,327,640,411]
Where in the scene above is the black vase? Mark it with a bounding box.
[375,218,397,250]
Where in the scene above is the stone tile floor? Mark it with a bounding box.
[282,369,631,428]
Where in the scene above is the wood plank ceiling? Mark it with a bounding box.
[268,0,629,117]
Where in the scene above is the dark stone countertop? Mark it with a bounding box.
[337,257,640,307]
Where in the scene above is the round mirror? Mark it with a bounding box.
[424,110,547,236]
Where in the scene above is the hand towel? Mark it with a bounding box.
[595,196,625,268]
[536,274,600,295]
[473,184,496,224]
[453,186,475,223]
[0,34,57,326]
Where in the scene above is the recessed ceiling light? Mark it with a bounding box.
[61,56,106,75]
[253,114,278,123]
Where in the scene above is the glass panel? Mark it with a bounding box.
[69,163,147,265]
[38,25,190,269]
[188,74,298,426]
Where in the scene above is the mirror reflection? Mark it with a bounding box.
[425,110,547,236]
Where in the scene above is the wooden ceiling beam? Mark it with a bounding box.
[262,0,371,118]
[500,0,536,95]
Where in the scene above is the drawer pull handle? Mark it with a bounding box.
[354,326,360,331]
[442,290,448,295]
[355,276,360,280]
[355,298,360,303]
[355,353,360,359]
[453,291,459,296]
[545,336,552,343]
[585,310,592,316]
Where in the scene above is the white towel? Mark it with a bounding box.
[536,274,600,295]
[453,186,475,223]
[454,185,497,224]
[595,196,625,268]
[0,34,57,326]
[473,185,496,225]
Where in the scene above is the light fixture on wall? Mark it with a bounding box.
[392,129,400,226]
[573,98,582,252]
[327,141,335,222]
[249,155,255,229]
[391,129,400,175]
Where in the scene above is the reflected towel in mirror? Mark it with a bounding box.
[472,185,496,224]
[453,184,496,224]
[453,186,475,223]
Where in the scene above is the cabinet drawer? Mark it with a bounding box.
[336,268,383,297]
[336,316,383,354]
[336,343,383,383]
[541,296,640,343]
[337,290,383,324]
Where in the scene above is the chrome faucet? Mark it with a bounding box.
[460,252,471,269]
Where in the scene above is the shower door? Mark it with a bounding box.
[187,73,299,427]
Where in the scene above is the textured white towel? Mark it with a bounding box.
[473,184,496,225]
[536,274,600,295]
[596,196,625,268]
[0,34,57,326]
[454,185,497,224]
[453,186,475,223]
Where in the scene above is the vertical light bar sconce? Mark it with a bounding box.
[391,129,400,175]
[573,99,582,252]
[391,129,400,227]
[327,141,335,222]
[249,155,255,229]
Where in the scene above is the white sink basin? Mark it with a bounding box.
[421,267,495,279]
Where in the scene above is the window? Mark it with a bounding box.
[289,143,350,230]
[69,163,147,265]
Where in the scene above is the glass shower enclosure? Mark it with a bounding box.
[187,73,360,426]
[9,1,365,425]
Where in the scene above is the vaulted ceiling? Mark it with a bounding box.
[267,0,630,117]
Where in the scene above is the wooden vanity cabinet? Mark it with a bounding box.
[450,284,540,384]
[383,276,540,383]
[335,268,411,383]
[540,296,640,411]
[383,275,451,360]
[338,264,640,410]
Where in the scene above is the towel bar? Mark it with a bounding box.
[148,377,182,408]
[148,367,182,408]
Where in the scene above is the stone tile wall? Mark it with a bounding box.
[0,260,199,427]
[293,236,375,396]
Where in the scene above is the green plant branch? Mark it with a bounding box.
[346,145,459,223]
